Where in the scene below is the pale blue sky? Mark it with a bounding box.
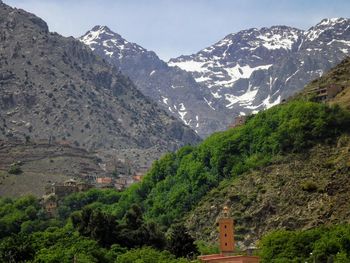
[5,0,350,60]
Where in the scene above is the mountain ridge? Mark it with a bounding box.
[80,18,350,137]
[169,18,350,113]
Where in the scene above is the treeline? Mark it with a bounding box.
[259,224,350,262]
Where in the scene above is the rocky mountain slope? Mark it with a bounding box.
[79,26,228,137]
[186,139,350,248]
[169,18,350,117]
[0,2,200,168]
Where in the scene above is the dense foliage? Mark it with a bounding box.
[0,196,62,239]
[0,195,196,262]
[259,224,350,262]
[71,204,166,249]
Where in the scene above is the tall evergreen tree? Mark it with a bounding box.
[167,224,198,258]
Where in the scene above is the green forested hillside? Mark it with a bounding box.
[112,100,350,227]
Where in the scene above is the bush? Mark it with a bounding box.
[8,163,22,175]
[196,240,219,255]
[301,181,319,192]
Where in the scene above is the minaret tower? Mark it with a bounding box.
[198,206,260,262]
[219,206,235,255]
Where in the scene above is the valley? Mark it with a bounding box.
[0,0,350,262]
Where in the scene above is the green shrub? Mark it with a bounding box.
[301,181,319,192]
[196,240,219,255]
[8,163,22,175]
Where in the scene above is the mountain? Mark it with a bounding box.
[169,18,350,119]
[90,58,350,250]
[169,26,302,110]
[79,26,228,137]
[0,2,200,172]
[80,19,350,137]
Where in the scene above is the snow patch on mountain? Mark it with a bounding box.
[225,87,259,109]
[255,31,299,50]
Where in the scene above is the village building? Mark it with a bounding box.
[133,171,145,182]
[45,178,92,199]
[95,176,114,189]
[228,115,247,129]
[307,84,344,102]
[41,193,58,217]
[115,176,135,190]
[198,206,260,263]
[43,178,92,217]
[96,177,113,184]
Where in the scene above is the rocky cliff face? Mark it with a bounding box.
[81,19,350,137]
[0,3,200,165]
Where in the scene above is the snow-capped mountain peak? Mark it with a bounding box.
[168,18,350,117]
[305,17,349,42]
[80,25,146,59]
[80,25,117,46]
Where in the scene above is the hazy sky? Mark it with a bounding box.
[5,0,350,60]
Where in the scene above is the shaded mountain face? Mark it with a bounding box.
[79,26,230,137]
[0,3,200,160]
[169,18,350,115]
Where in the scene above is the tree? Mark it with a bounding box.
[167,224,198,258]
[71,207,117,247]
